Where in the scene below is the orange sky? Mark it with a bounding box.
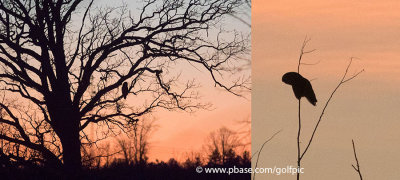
[253,0,400,179]
[148,87,250,162]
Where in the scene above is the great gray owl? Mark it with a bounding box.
[122,82,128,99]
[282,72,317,106]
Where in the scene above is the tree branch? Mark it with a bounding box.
[351,139,363,180]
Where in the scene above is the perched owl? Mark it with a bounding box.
[282,72,317,106]
[122,82,128,99]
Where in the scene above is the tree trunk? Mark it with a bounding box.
[49,104,82,173]
[58,121,82,173]
[46,78,82,173]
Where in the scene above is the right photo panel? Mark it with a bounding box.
[252,0,400,179]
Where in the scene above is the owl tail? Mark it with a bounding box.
[306,95,317,106]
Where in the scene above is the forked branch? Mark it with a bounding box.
[351,139,363,180]
[300,58,364,160]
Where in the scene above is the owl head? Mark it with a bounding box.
[282,72,302,85]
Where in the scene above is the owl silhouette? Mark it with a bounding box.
[282,72,317,106]
[122,82,128,99]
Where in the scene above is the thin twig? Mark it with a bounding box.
[228,13,251,27]
[300,60,321,66]
[296,36,312,180]
[252,130,282,180]
[297,99,301,180]
[297,36,316,73]
[351,139,363,180]
[300,58,364,160]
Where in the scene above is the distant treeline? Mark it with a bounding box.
[0,149,251,180]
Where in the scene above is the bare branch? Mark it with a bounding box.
[300,58,364,160]
[252,130,282,180]
[351,139,363,180]
[297,36,316,73]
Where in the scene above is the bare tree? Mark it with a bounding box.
[292,37,363,180]
[116,115,156,166]
[0,0,249,173]
[205,126,242,165]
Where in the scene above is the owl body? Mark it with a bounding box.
[282,72,317,106]
[122,82,128,99]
